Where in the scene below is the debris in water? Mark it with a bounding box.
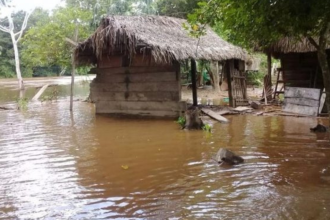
[121,165,129,170]
[215,148,244,165]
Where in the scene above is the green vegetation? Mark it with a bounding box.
[0,0,178,79]
[21,7,93,75]
[246,54,268,87]
[246,71,264,87]
[176,116,186,129]
[156,0,206,18]
[16,97,28,110]
[3,0,329,114]
[188,0,330,116]
[202,124,212,133]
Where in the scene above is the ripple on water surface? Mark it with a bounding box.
[1,102,330,219]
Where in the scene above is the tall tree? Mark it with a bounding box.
[155,0,206,18]
[21,7,92,73]
[190,0,330,122]
[0,0,32,89]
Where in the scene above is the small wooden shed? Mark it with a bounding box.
[268,37,326,90]
[265,37,329,115]
[75,16,246,117]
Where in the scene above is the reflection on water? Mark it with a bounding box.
[1,80,330,219]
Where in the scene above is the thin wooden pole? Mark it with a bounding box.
[70,24,78,112]
[191,59,198,106]
[267,53,272,83]
[226,60,234,107]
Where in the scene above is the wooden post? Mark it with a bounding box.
[70,24,78,111]
[191,59,198,106]
[226,60,234,107]
[267,53,272,83]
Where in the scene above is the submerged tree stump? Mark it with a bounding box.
[216,148,244,165]
[184,108,204,130]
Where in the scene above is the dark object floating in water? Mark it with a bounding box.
[310,124,328,132]
[216,148,244,165]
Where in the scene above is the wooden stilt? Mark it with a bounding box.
[191,59,198,106]
[267,53,272,83]
[226,60,234,107]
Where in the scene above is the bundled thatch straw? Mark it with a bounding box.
[74,16,246,65]
[265,36,330,58]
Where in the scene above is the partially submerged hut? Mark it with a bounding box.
[265,37,329,115]
[268,37,326,90]
[75,16,246,117]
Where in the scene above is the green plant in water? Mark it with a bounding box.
[16,97,29,110]
[202,124,212,133]
[176,116,186,129]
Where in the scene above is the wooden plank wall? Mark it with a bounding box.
[280,53,323,88]
[283,87,321,116]
[90,61,184,117]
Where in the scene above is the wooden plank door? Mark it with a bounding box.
[227,60,248,107]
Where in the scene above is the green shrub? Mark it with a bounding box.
[246,70,265,87]
[176,116,186,129]
[202,124,212,133]
[16,97,29,110]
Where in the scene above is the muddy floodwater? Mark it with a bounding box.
[1,77,330,219]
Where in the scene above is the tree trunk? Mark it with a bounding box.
[267,53,272,83]
[210,61,220,92]
[314,23,330,125]
[10,32,24,90]
[308,23,330,126]
[184,107,204,130]
[70,25,79,111]
[70,59,75,111]
[317,48,330,124]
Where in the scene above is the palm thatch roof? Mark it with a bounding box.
[74,16,247,65]
[265,37,330,58]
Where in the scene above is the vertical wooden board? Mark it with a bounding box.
[284,97,319,107]
[319,91,326,114]
[238,60,245,71]
[284,87,321,100]
[226,60,234,107]
[283,103,319,116]
[283,87,321,116]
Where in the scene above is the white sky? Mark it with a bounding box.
[11,0,65,11]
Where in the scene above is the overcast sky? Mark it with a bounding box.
[11,0,65,11]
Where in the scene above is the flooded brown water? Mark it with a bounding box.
[1,78,330,219]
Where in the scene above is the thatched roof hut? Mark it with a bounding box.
[75,16,248,117]
[261,37,327,98]
[265,36,330,58]
[75,15,246,65]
